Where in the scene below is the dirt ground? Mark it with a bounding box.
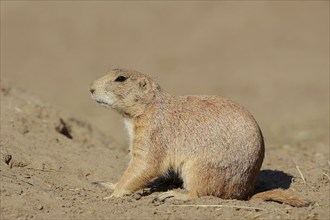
[1,1,329,219]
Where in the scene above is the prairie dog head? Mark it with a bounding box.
[90,69,160,117]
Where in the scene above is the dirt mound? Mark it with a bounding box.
[1,81,329,219]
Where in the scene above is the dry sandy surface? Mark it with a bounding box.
[1,1,329,219]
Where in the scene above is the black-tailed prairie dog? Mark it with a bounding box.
[90,69,309,207]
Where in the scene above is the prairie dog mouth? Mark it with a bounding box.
[96,100,108,105]
[91,94,113,107]
[95,100,112,108]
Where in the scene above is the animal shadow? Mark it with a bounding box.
[139,169,293,197]
[255,169,293,193]
[141,171,183,196]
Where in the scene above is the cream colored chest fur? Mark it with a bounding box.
[124,118,134,146]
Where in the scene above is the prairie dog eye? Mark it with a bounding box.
[115,76,128,82]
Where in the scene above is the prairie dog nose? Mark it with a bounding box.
[89,85,96,94]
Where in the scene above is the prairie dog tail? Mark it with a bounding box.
[251,189,311,207]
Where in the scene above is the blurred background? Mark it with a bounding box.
[1,1,329,148]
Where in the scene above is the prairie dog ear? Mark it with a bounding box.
[138,77,150,92]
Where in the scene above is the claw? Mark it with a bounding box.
[103,195,113,200]
[154,192,174,202]
[154,190,189,202]
[91,181,117,190]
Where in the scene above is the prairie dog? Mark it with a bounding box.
[89,69,309,206]
[90,68,264,199]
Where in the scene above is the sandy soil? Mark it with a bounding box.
[1,1,329,219]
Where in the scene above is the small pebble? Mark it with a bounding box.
[133,193,142,200]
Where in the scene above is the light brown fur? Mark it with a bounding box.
[90,69,310,207]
